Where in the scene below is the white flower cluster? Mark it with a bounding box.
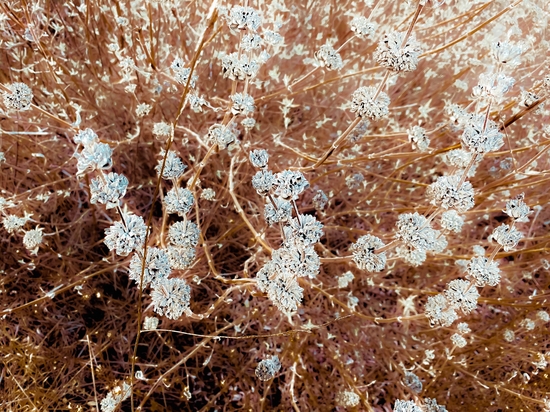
[503,193,531,222]
[408,125,430,152]
[150,277,192,320]
[167,220,199,269]
[350,15,376,38]
[90,172,128,209]
[74,128,113,175]
[3,82,33,111]
[374,32,422,72]
[23,227,44,254]
[472,72,515,104]
[350,234,387,272]
[207,123,238,149]
[395,212,445,266]
[423,397,448,412]
[100,381,131,412]
[425,278,479,328]
[156,149,187,180]
[255,355,281,381]
[426,174,475,213]
[227,6,262,32]
[460,115,504,155]
[164,187,195,216]
[221,53,260,81]
[350,86,390,120]
[403,371,422,393]
[394,399,423,412]
[489,224,523,252]
[170,57,198,87]
[336,390,360,407]
[104,213,147,256]
[230,92,255,116]
[314,44,343,71]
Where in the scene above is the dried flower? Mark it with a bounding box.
[90,172,129,209]
[408,125,430,152]
[104,213,147,256]
[336,390,360,407]
[450,333,467,348]
[350,15,376,37]
[273,170,309,200]
[403,371,422,393]
[23,226,44,254]
[252,170,275,196]
[129,247,171,287]
[350,234,387,272]
[315,44,343,70]
[156,150,187,180]
[444,279,479,314]
[350,86,390,120]
[489,224,523,251]
[249,149,269,168]
[151,277,191,319]
[255,355,281,381]
[466,256,501,287]
[374,32,422,72]
[164,187,195,216]
[3,82,33,110]
[168,220,199,248]
[426,174,475,213]
[504,193,531,222]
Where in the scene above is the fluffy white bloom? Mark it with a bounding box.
[394,399,423,412]
[425,294,458,327]
[489,224,523,251]
[221,53,260,80]
[461,116,504,155]
[273,170,309,200]
[100,381,131,412]
[3,214,30,234]
[227,6,262,31]
[374,32,422,72]
[395,212,439,252]
[312,190,328,210]
[350,234,386,272]
[472,72,515,103]
[350,15,376,37]
[491,40,523,66]
[152,122,172,138]
[104,214,147,256]
[166,245,195,270]
[129,247,171,287]
[350,86,390,120]
[249,149,269,168]
[90,172,128,209]
[408,125,430,152]
[504,193,531,222]
[252,170,275,196]
[315,44,343,70]
[151,277,191,319]
[207,123,237,149]
[451,333,467,348]
[143,316,159,330]
[168,220,199,248]
[255,355,281,381]
[264,198,292,225]
[164,187,194,216]
[445,279,479,314]
[426,174,475,212]
[457,322,471,334]
[23,226,44,254]
[466,256,501,287]
[336,390,360,407]
[3,82,33,110]
[440,210,464,233]
[74,128,99,147]
[404,371,422,393]
[284,214,324,246]
[156,150,187,180]
[77,142,113,174]
[230,92,255,115]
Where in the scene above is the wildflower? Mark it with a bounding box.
[166,245,196,270]
[350,15,376,38]
[337,271,354,288]
[312,190,328,210]
[537,311,550,322]
[350,86,390,120]
[503,193,531,222]
[408,125,430,152]
[457,322,471,334]
[249,149,269,168]
[201,188,216,201]
[423,398,448,412]
[129,247,171,287]
[461,116,504,155]
[265,271,303,314]
[403,371,422,394]
[443,149,474,169]
[156,150,187,180]
[104,213,147,256]
[168,220,199,248]
[472,72,515,103]
[395,212,439,252]
[227,6,262,31]
[374,32,422,72]
[264,198,292,225]
[136,103,152,117]
[150,277,191,319]
[450,333,467,348]
[466,256,501,287]
[396,244,427,267]
[255,355,281,381]
[284,214,324,246]
[489,224,523,251]
[100,381,131,412]
[207,123,237,149]
[503,329,515,342]
[491,40,523,66]
[273,170,309,200]
[314,44,343,70]
[170,59,198,87]
[271,244,321,280]
[77,142,113,174]
[252,170,275,196]
[263,30,283,45]
[440,210,464,233]
[336,390,360,407]
[241,117,256,130]
[230,92,255,115]
[143,316,159,330]
[241,33,263,51]
[3,214,30,234]
[444,279,479,314]
[425,294,458,327]
[426,174,475,213]
[394,399,423,412]
[164,187,194,216]
[221,52,260,80]
[23,226,44,254]
[350,234,387,272]
[74,128,99,147]
[152,122,172,138]
[90,172,129,209]
[520,90,540,108]
[345,173,364,190]
[3,82,33,110]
